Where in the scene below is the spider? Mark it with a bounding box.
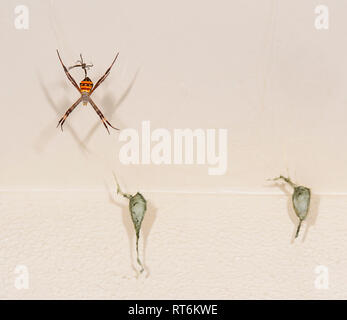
[68,53,94,78]
[56,49,119,134]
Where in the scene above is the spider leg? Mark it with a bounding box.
[88,97,119,134]
[90,52,119,95]
[57,97,82,131]
[56,50,81,93]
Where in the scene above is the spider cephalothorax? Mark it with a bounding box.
[56,50,119,134]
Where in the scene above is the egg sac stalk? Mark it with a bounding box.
[135,229,144,273]
[295,219,303,238]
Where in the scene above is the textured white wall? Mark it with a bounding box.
[0,191,345,299]
[0,0,346,299]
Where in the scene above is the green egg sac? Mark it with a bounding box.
[270,175,311,239]
[114,174,147,273]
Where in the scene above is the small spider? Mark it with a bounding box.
[56,50,119,134]
[68,53,93,78]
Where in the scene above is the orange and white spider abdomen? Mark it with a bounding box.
[80,77,93,93]
[80,76,93,105]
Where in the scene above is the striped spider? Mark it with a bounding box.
[56,50,119,134]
